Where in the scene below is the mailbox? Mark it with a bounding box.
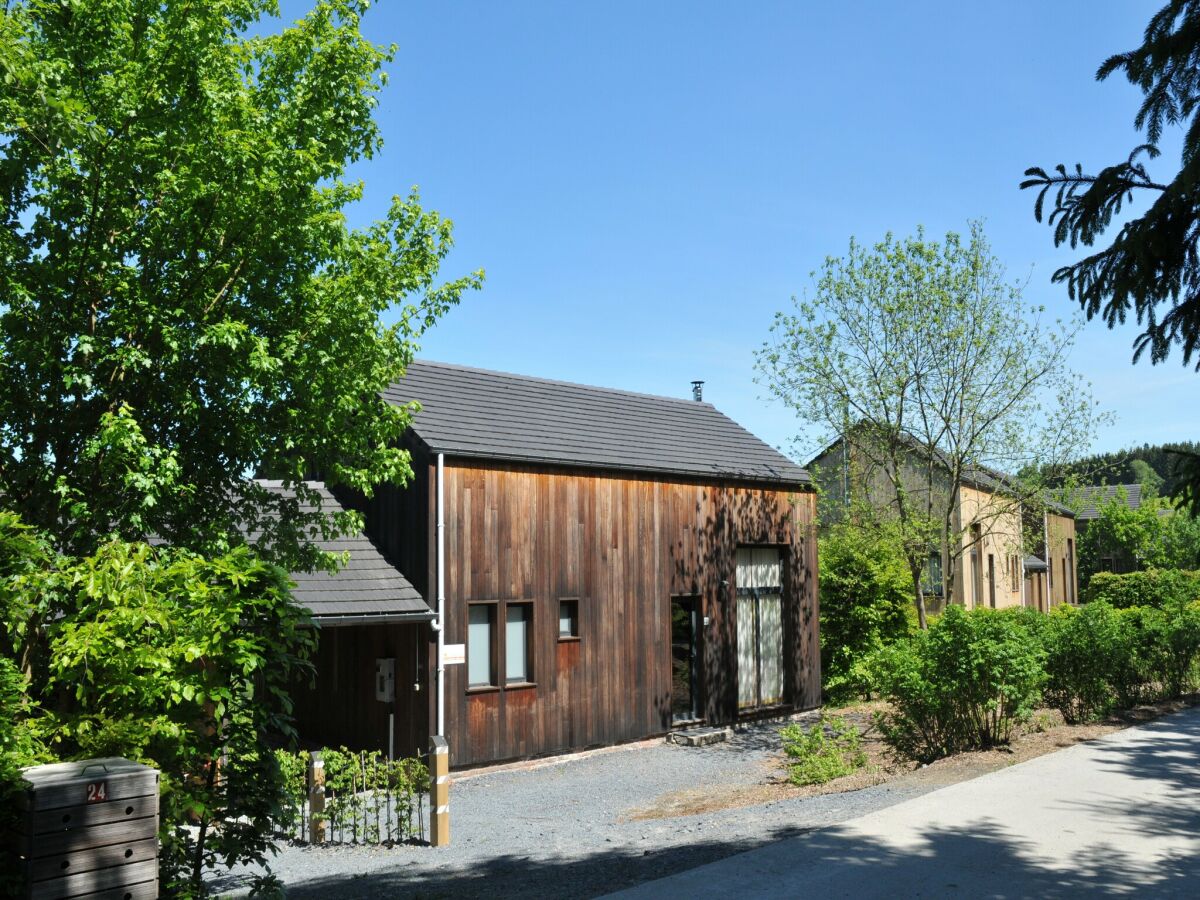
[375,657,395,702]
[15,756,160,900]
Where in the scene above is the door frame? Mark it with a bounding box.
[669,593,704,724]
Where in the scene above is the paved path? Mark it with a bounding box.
[612,705,1200,898]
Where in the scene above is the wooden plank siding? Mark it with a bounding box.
[292,622,428,759]
[438,459,819,768]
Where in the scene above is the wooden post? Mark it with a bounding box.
[308,752,325,845]
[429,736,449,847]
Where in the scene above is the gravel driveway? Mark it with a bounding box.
[208,714,950,898]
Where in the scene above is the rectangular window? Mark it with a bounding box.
[468,604,495,687]
[923,551,944,596]
[505,604,532,683]
[736,547,785,710]
[988,554,996,608]
[558,598,579,639]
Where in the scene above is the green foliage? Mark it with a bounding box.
[5,534,315,897]
[780,715,868,786]
[0,0,482,567]
[1022,1,1200,511]
[1023,0,1200,369]
[1083,569,1200,608]
[1047,441,1200,500]
[818,520,915,701]
[871,606,1046,763]
[757,222,1104,626]
[1040,602,1126,723]
[1156,599,1200,697]
[1076,488,1200,584]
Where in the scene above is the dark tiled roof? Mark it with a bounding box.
[255,481,431,623]
[1024,555,1048,572]
[810,430,1075,516]
[1076,484,1143,520]
[385,360,810,486]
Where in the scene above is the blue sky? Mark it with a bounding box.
[284,1,1195,462]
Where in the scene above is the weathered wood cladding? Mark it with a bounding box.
[438,460,819,767]
[292,622,427,759]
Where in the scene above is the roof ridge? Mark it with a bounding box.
[403,358,716,409]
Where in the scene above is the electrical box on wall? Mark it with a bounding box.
[375,657,395,703]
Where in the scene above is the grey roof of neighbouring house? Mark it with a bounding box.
[1024,555,1048,572]
[808,430,1075,516]
[255,481,431,624]
[383,360,811,486]
[1076,483,1144,520]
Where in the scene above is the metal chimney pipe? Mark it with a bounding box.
[691,380,704,402]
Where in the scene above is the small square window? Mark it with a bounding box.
[558,599,579,639]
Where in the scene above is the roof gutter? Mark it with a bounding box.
[309,611,436,628]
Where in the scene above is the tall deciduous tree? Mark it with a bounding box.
[1021,0,1200,513]
[757,224,1106,628]
[0,0,482,566]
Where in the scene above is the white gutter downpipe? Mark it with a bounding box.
[435,453,446,737]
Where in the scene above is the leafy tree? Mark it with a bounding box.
[0,0,482,566]
[1130,459,1165,497]
[1046,440,1200,497]
[757,224,1106,627]
[1021,0,1200,511]
[3,529,314,896]
[1078,487,1200,582]
[818,514,914,702]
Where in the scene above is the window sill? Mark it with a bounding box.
[504,680,538,691]
[466,685,500,695]
[557,635,581,644]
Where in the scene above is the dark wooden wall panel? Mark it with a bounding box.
[293,623,427,759]
[439,461,819,767]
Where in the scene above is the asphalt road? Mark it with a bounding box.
[612,705,1200,898]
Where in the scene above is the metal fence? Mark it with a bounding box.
[274,748,429,846]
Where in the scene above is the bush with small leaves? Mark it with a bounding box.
[871,606,1046,763]
[1041,602,1125,723]
[780,715,868,785]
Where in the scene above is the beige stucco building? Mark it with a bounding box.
[810,433,1078,613]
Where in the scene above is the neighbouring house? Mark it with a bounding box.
[1075,483,1145,575]
[317,360,820,768]
[809,431,1077,613]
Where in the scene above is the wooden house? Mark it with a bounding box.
[309,361,820,768]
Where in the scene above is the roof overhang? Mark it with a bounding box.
[308,609,436,628]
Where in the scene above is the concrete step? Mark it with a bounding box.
[667,726,733,747]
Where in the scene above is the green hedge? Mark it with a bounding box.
[1083,569,1200,608]
[870,606,1046,763]
[871,600,1200,762]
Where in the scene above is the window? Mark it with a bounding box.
[736,547,785,710]
[923,551,944,596]
[505,603,532,684]
[1009,555,1020,591]
[988,554,996,608]
[558,598,580,640]
[468,604,495,687]
[467,600,533,691]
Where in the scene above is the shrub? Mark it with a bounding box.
[871,606,1046,763]
[17,540,315,898]
[1111,606,1168,706]
[1083,570,1200,609]
[1041,602,1125,723]
[818,522,916,703]
[780,715,868,785]
[1159,599,1200,697]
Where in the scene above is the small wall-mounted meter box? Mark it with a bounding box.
[375,658,395,703]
